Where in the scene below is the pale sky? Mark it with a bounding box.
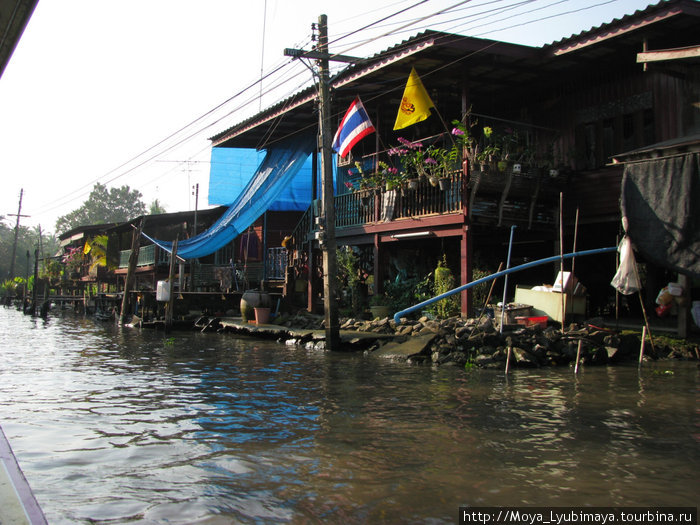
[0,0,657,234]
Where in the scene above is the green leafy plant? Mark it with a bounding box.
[336,246,368,314]
[433,255,460,319]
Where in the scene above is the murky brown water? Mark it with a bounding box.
[0,308,697,523]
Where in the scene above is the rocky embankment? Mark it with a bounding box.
[272,310,699,367]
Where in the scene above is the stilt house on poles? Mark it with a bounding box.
[203,0,699,328]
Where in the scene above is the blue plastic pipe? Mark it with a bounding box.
[393,246,617,324]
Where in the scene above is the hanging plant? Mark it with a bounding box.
[433,255,460,319]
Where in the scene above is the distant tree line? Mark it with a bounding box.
[0,220,58,282]
[1,182,166,283]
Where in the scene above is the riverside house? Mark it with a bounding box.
[206,0,699,332]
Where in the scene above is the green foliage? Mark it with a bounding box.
[336,247,367,314]
[43,259,63,283]
[149,199,167,215]
[55,183,147,234]
[433,255,460,319]
[383,275,432,313]
[86,235,109,271]
[471,267,492,310]
[0,219,58,282]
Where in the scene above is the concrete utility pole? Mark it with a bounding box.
[192,183,199,236]
[316,14,341,350]
[7,188,30,280]
[284,15,359,350]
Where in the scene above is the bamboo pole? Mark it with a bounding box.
[505,345,512,374]
[559,192,565,330]
[473,262,504,333]
[638,325,647,366]
[570,208,580,320]
[615,234,620,331]
[574,339,583,374]
[499,226,516,334]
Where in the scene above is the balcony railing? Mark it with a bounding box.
[118,244,169,269]
[336,171,464,227]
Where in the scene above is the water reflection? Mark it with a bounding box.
[0,309,698,523]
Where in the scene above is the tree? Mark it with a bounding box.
[0,219,58,281]
[55,183,146,234]
[149,199,167,215]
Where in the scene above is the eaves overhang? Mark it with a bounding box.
[0,0,39,79]
[544,0,700,57]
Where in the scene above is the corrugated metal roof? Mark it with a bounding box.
[544,0,700,56]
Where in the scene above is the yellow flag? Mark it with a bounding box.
[83,240,91,254]
[393,67,435,130]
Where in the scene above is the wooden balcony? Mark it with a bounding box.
[335,171,464,228]
[288,167,563,252]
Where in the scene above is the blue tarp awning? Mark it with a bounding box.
[150,133,316,259]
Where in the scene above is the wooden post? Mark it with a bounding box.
[505,345,512,374]
[165,237,179,331]
[677,274,690,338]
[461,156,472,317]
[119,218,145,325]
[30,248,38,317]
[373,233,382,296]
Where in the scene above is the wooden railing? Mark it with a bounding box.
[335,170,464,227]
[289,206,313,253]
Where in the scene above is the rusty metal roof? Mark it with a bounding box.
[210,0,699,150]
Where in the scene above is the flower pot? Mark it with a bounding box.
[438,177,450,191]
[428,176,439,187]
[407,178,419,190]
[254,307,271,325]
[369,305,391,319]
[240,290,271,322]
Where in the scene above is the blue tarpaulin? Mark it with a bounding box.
[151,133,316,259]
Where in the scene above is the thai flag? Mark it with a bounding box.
[332,97,375,158]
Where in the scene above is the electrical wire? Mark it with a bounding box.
[32,0,630,222]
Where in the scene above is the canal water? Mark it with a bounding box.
[0,308,697,524]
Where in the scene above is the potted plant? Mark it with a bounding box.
[369,293,392,319]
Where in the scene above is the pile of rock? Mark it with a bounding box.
[271,309,697,367]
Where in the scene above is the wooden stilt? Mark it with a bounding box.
[119,219,145,325]
[165,237,179,332]
[505,346,512,374]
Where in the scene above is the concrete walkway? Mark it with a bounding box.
[218,318,397,350]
